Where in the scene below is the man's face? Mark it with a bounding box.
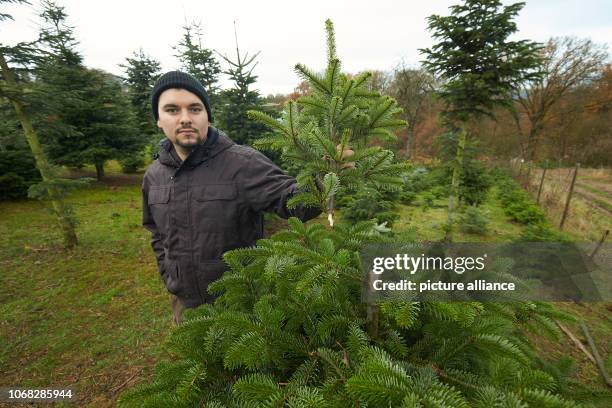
[157,88,209,149]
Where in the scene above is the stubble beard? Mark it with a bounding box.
[175,130,205,150]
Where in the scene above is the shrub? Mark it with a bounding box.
[429,185,447,199]
[459,205,489,235]
[119,153,145,173]
[419,191,436,211]
[518,224,571,242]
[497,177,547,225]
[340,187,399,227]
[0,149,41,200]
[505,201,546,225]
[435,131,492,205]
[0,172,28,200]
[403,166,448,194]
[459,159,492,205]
[398,190,416,205]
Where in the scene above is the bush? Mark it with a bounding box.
[0,149,41,200]
[505,201,546,225]
[403,166,447,193]
[419,191,436,211]
[119,153,145,173]
[435,131,492,205]
[0,172,28,200]
[459,205,489,235]
[398,190,416,205]
[497,178,546,225]
[429,185,447,199]
[459,159,492,205]
[339,187,399,227]
[518,224,571,242]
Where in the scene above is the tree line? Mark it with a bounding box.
[1,0,268,195]
[357,36,609,167]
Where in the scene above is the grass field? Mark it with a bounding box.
[525,167,612,241]
[0,163,611,406]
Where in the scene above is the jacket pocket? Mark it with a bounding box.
[192,184,238,232]
[194,184,237,201]
[148,187,171,232]
[148,187,171,204]
[161,259,183,296]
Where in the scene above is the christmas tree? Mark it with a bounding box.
[420,0,544,239]
[120,20,580,408]
[216,24,269,147]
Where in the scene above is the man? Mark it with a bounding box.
[142,71,321,325]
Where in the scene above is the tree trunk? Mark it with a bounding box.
[445,128,466,241]
[0,52,78,248]
[405,123,415,160]
[95,161,105,181]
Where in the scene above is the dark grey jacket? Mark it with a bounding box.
[142,127,321,308]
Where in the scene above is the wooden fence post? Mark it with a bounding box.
[517,159,524,178]
[536,164,548,204]
[560,163,579,230]
[525,161,533,189]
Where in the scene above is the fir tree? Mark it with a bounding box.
[121,48,161,137]
[420,0,543,239]
[0,96,41,200]
[119,48,161,171]
[216,24,268,147]
[174,21,221,108]
[33,1,143,180]
[0,0,79,247]
[119,20,580,408]
[250,20,407,227]
[42,68,143,180]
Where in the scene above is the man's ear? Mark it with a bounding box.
[157,118,161,128]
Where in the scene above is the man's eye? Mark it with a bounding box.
[166,108,177,113]
[190,107,202,112]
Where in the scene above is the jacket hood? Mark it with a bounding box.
[156,127,233,168]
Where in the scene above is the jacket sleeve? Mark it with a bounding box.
[243,149,322,222]
[142,183,166,276]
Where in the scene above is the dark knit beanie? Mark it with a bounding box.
[151,71,214,122]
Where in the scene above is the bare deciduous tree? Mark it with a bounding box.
[513,36,608,161]
[388,63,436,158]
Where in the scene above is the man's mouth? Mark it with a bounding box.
[178,129,197,134]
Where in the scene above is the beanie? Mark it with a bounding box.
[151,71,214,122]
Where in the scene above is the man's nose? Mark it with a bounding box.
[179,109,191,125]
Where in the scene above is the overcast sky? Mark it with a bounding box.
[3,0,611,95]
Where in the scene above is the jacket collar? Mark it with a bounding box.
[156,127,234,168]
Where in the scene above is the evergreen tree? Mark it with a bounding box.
[43,68,143,180]
[0,98,41,200]
[436,131,492,206]
[174,21,221,109]
[216,25,268,146]
[121,48,161,137]
[0,0,79,247]
[120,48,161,170]
[420,0,543,239]
[250,20,406,227]
[33,1,143,180]
[120,20,579,408]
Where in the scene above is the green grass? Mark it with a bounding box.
[575,183,612,213]
[576,182,612,201]
[393,187,526,242]
[0,170,175,407]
